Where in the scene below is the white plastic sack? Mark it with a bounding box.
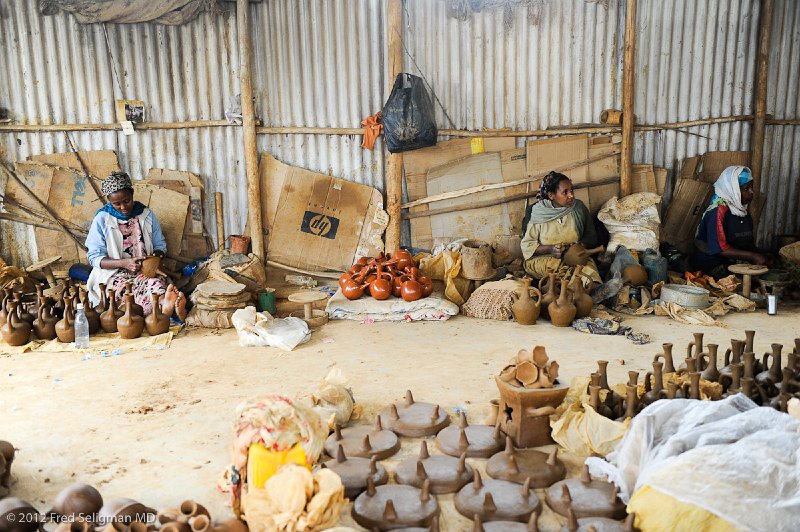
[232,306,310,351]
[586,396,800,531]
[597,193,662,252]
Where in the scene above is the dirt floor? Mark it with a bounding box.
[2,308,799,530]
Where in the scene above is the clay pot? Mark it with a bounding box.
[392,274,404,298]
[699,344,720,383]
[562,243,604,267]
[100,289,124,333]
[97,283,108,313]
[418,273,434,297]
[140,255,163,279]
[400,275,423,302]
[97,498,155,528]
[569,270,592,319]
[342,279,369,300]
[1,301,32,346]
[538,272,558,320]
[757,343,783,390]
[32,297,58,340]
[48,483,103,523]
[145,293,170,336]
[369,265,393,300]
[0,497,41,532]
[654,343,676,374]
[55,297,76,343]
[124,282,145,317]
[79,290,101,334]
[15,297,35,326]
[642,361,665,405]
[117,294,145,339]
[621,264,647,286]
[158,500,210,525]
[393,249,416,271]
[548,280,576,327]
[0,289,11,325]
[511,278,541,325]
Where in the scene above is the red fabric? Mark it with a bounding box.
[716,204,730,251]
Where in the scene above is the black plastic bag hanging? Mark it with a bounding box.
[381,73,438,153]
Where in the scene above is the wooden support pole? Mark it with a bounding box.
[751,0,774,195]
[620,0,637,197]
[215,191,225,251]
[237,0,265,259]
[384,0,403,253]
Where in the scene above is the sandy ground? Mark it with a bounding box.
[2,308,799,530]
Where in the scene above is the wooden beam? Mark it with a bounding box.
[237,0,265,259]
[384,0,403,253]
[215,191,225,251]
[751,0,774,195]
[620,0,637,197]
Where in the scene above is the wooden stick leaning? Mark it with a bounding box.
[400,150,620,210]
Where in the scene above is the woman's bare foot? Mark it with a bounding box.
[161,285,178,317]
[174,292,188,321]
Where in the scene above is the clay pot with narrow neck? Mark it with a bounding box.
[720,363,742,396]
[34,284,45,315]
[404,266,432,298]
[654,343,676,374]
[400,274,423,302]
[757,343,783,389]
[619,384,638,420]
[643,361,665,405]
[369,265,393,300]
[548,279,576,327]
[511,278,541,325]
[100,290,124,333]
[145,293,170,336]
[33,297,58,341]
[699,344,720,383]
[79,290,101,334]
[562,243,604,267]
[52,287,65,319]
[744,330,756,353]
[686,332,704,359]
[393,249,416,271]
[14,297,35,326]
[55,297,76,343]
[0,289,11,325]
[117,294,145,339]
[569,269,592,319]
[123,282,145,317]
[1,301,32,346]
[721,339,745,379]
[96,283,108,313]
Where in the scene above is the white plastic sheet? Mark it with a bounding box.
[587,396,800,531]
[232,306,310,351]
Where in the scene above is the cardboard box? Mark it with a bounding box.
[695,151,751,183]
[662,178,713,253]
[29,150,121,179]
[262,154,388,272]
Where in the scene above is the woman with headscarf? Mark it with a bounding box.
[691,165,769,276]
[520,171,602,285]
[85,171,187,320]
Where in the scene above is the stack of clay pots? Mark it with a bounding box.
[339,251,433,302]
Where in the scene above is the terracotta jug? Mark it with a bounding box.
[757,343,783,389]
[698,344,720,382]
[96,283,108,313]
[720,362,742,396]
[538,271,558,320]
[55,297,76,343]
[32,297,58,340]
[100,289,124,333]
[124,282,145,317]
[79,290,101,334]
[52,287,65,319]
[654,343,676,373]
[405,266,432,297]
[562,243,604,267]
[145,294,170,336]
[569,272,592,319]
[686,332,704,359]
[393,249,415,271]
[117,294,145,339]
[14,297,35,326]
[399,273,422,302]
[721,339,745,379]
[643,361,665,405]
[511,278,541,325]
[0,289,11,325]
[1,301,32,346]
[619,384,638,420]
[548,279,576,327]
[392,273,404,298]
[368,265,393,301]
[744,330,756,353]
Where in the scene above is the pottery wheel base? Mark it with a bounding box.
[324,425,400,461]
[436,425,503,458]
[352,484,439,530]
[289,309,329,328]
[395,455,473,494]
[322,455,388,500]
[379,401,450,437]
[455,478,541,523]
[545,478,626,520]
[486,448,566,488]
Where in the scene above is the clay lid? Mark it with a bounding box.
[560,510,635,532]
[321,446,388,500]
[395,441,472,494]
[435,412,503,458]
[378,390,451,437]
[454,471,542,523]
[323,418,400,461]
[352,481,439,530]
[486,437,565,488]
[544,466,626,520]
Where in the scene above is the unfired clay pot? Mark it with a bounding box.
[55,297,76,343]
[145,293,170,336]
[100,289,124,333]
[48,483,103,522]
[548,280,576,327]
[1,301,32,346]
[511,279,541,325]
[32,297,58,340]
[570,266,593,319]
[117,294,145,339]
[562,244,604,267]
[124,282,145,317]
[538,272,558,320]
[15,297,35,326]
[80,290,101,334]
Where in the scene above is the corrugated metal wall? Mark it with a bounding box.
[1,0,799,265]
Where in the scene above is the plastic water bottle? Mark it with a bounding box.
[74,303,90,348]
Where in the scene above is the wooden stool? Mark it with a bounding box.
[26,256,62,288]
[288,290,329,328]
[728,264,768,299]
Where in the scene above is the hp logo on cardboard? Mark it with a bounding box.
[301,211,339,240]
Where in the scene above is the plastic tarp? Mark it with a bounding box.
[586,395,800,532]
[40,0,214,25]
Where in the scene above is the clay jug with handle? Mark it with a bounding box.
[55,297,76,343]
[79,290,101,334]
[100,289,124,333]
[14,296,34,326]
[511,278,541,325]
[538,271,558,320]
[124,282,145,317]
[1,301,32,346]
[145,293,170,336]
[32,297,58,340]
[570,266,593,319]
[548,279,576,327]
[562,243,604,267]
[96,283,108,313]
[117,294,145,339]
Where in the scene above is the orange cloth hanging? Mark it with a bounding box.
[360,111,383,150]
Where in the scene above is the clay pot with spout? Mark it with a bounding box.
[548,279,576,327]
[698,344,720,383]
[368,265,393,301]
[33,297,58,340]
[145,293,170,336]
[117,294,145,339]
[721,339,745,379]
[654,343,676,374]
[124,282,145,317]
[756,343,783,391]
[100,289,124,333]
[538,271,559,320]
[1,301,32,346]
[562,243,604,267]
[642,361,665,405]
[399,273,422,302]
[511,278,541,325]
[79,290,101,334]
[569,266,592,319]
[14,297,35,326]
[405,266,432,297]
[393,249,415,271]
[55,297,76,343]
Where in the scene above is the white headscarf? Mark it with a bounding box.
[707,165,752,217]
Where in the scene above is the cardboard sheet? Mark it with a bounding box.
[133,183,189,257]
[526,135,591,208]
[29,150,121,181]
[662,178,713,252]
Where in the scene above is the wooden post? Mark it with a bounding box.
[215,191,225,251]
[237,0,265,259]
[384,0,403,253]
[751,0,774,195]
[620,0,637,197]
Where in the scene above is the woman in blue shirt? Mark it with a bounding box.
[691,166,770,277]
[85,172,187,320]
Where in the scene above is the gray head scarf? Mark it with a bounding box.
[101,171,133,196]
